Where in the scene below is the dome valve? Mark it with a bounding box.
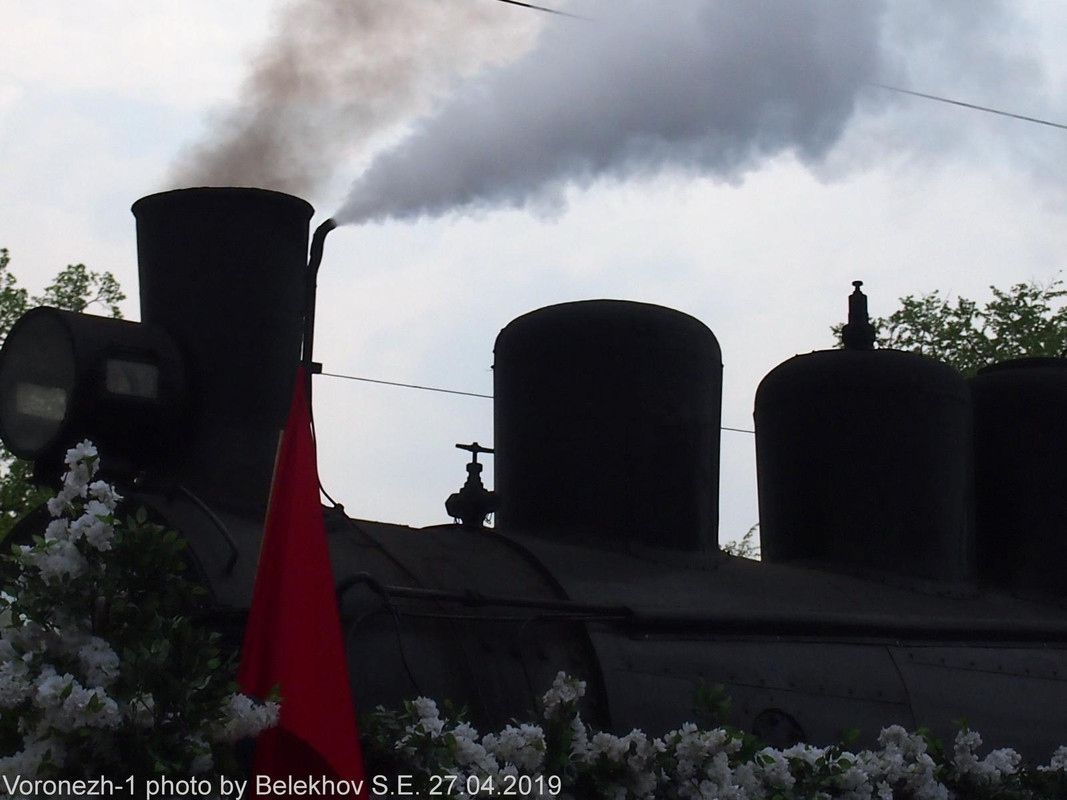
[841,280,876,351]
[446,442,499,530]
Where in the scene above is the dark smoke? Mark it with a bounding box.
[334,0,887,224]
[168,0,543,196]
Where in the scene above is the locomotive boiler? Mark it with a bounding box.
[2,187,1066,762]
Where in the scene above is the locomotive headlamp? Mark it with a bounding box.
[0,310,76,455]
[0,306,186,477]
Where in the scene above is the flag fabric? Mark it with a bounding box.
[238,365,366,795]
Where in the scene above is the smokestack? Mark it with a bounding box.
[132,187,313,518]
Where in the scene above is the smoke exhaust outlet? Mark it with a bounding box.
[132,187,314,518]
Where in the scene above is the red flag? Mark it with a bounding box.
[239,366,366,797]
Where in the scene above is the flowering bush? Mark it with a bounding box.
[362,673,1067,799]
[0,441,277,781]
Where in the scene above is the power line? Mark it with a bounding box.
[722,426,755,435]
[493,0,591,21]
[318,370,756,434]
[320,371,493,400]
[873,83,1067,132]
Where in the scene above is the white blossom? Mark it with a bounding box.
[753,747,796,792]
[47,492,74,517]
[64,440,98,469]
[483,723,545,773]
[76,636,120,688]
[88,479,122,508]
[210,692,280,742]
[1040,745,1067,772]
[62,684,121,730]
[66,497,117,552]
[567,712,590,758]
[0,593,14,629]
[588,730,628,763]
[413,696,439,722]
[125,692,156,728]
[9,619,45,652]
[30,667,120,733]
[541,671,586,719]
[0,652,32,708]
[44,441,98,517]
[187,734,214,774]
[44,518,69,542]
[357,681,1067,800]
[836,763,873,799]
[451,722,499,774]
[21,538,87,582]
[952,728,1020,784]
[0,737,66,782]
[781,741,826,766]
[982,747,1022,779]
[33,666,72,710]
[358,676,1067,800]
[1,441,277,779]
[732,763,762,799]
[420,716,446,736]
[75,516,114,551]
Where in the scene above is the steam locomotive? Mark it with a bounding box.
[2,188,1066,761]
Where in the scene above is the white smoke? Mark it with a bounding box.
[334,0,887,224]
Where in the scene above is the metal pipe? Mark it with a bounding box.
[339,575,633,616]
[303,218,338,399]
[339,576,1067,642]
[175,483,240,575]
[628,611,1067,642]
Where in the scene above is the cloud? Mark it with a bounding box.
[0,4,270,109]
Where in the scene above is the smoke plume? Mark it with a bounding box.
[168,0,543,196]
[334,0,886,225]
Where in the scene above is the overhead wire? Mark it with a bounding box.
[493,0,591,20]
[872,83,1067,132]
[317,370,756,433]
[320,371,492,400]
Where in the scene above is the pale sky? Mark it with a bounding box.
[3,1,1067,543]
